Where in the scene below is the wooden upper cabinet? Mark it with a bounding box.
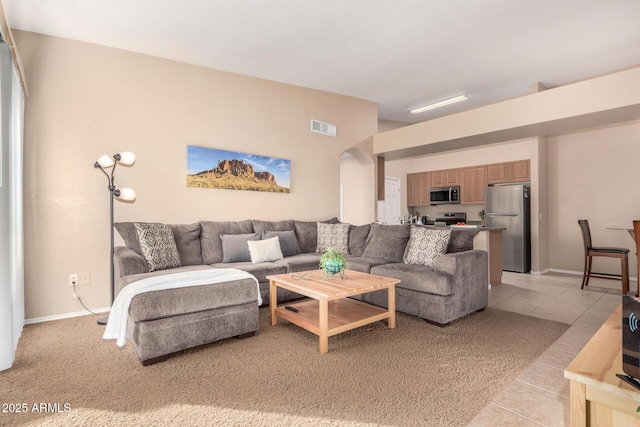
[407,173,421,207]
[509,159,530,182]
[419,172,431,205]
[431,169,460,187]
[461,166,487,205]
[488,160,530,184]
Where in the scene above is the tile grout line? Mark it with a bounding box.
[487,402,548,426]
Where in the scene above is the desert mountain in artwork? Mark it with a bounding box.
[187,159,289,192]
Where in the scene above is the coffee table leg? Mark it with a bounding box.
[270,280,277,326]
[319,297,329,353]
[388,284,396,329]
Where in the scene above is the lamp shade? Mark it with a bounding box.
[96,154,115,169]
[117,152,136,166]
[115,187,136,202]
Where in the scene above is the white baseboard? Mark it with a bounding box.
[25,307,110,325]
[529,269,551,275]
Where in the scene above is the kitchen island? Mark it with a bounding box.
[472,227,505,286]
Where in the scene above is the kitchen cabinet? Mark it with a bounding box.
[430,169,460,187]
[407,173,421,206]
[419,172,431,205]
[487,160,530,184]
[461,166,487,204]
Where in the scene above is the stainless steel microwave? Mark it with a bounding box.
[429,186,460,205]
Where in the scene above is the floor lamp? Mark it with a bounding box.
[94,152,136,325]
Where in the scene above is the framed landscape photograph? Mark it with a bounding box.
[187,145,291,193]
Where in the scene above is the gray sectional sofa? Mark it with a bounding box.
[112,218,488,364]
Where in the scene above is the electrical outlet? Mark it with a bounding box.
[68,274,78,287]
[79,273,91,286]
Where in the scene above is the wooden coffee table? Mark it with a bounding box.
[267,269,399,353]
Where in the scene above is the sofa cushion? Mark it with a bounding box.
[128,275,259,322]
[115,222,202,266]
[169,223,203,265]
[251,219,295,234]
[248,237,284,263]
[211,261,287,283]
[274,253,321,273]
[220,233,261,263]
[344,255,396,273]
[316,222,350,253]
[294,217,339,254]
[447,228,480,253]
[404,226,451,267]
[362,223,410,262]
[134,223,182,272]
[200,220,254,264]
[371,263,455,297]
[348,224,371,256]
[263,230,297,257]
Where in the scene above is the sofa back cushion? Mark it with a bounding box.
[115,222,203,266]
[362,223,410,262]
[348,224,371,257]
[262,230,297,257]
[447,228,480,253]
[251,219,295,234]
[200,220,254,264]
[294,217,339,253]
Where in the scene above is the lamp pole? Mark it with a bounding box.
[94,153,135,326]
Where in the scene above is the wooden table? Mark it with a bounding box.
[267,269,399,353]
[564,304,640,426]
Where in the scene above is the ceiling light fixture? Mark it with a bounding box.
[410,95,468,114]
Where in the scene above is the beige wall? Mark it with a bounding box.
[548,121,640,277]
[16,31,377,320]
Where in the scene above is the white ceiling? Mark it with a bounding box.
[4,0,640,124]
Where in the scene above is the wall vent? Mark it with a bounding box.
[311,119,336,137]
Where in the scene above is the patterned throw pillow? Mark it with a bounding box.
[134,223,182,272]
[316,222,350,254]
[403,226,452,267]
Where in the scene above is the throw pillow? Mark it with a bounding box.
[316,222,350,254]
[247,236,284,263]
[262,230,297,257]
[134,223,182,272]
[220,233,261,263]
[294,217,339,253]
[404,226,452,268]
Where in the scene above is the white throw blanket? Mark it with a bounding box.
[103,268,261,347]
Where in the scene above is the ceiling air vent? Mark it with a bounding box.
[311,119,336,137]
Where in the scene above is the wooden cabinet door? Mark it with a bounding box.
[446,169,461,185]
[419,172,431,205]
[509,159,530,182]
[430,170,446,187]
[487,163,509,184]
[461,166,487,204]
[407,173,420,207]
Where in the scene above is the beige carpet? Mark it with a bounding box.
[0,307,568,427]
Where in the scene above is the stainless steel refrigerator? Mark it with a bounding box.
[484,184,531,273]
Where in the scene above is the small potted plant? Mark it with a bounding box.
[478,210,485,226]
[319,248,347,280]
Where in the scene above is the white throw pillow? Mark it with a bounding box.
[134,223,182,272]
[316,222,350,254]
[403,226,451,267]
[247,236,284,263]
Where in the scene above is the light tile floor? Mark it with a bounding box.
[468,271,633,427]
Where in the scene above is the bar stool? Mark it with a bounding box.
[578,219,631,295]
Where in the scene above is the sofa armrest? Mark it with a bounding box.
[114,246,149,279]
[435,249,488,293]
